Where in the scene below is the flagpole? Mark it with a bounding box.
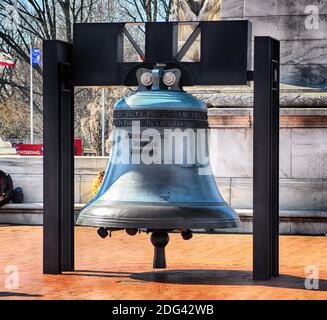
[101,88,105,156]
[30,40,34,144]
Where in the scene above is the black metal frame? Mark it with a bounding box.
[43,41,74,274]
[253,37,280,280]
[73,21,251,86]
[43,21,279,280]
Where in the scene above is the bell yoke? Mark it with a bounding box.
[43,21,279,279]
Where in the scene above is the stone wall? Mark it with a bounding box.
[0,156,108,204]
[208,108,327,211]
[221,0,327,88]
[1,109,327,213]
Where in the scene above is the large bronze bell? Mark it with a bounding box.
[76,67,240,268]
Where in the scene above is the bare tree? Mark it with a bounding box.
[0,0,174,148]
[0,97,30,139]
[118,0,173,22]
[0,1,103,91]
[0,0,116,142]
[80,87,131,155]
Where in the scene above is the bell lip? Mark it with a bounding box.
[76,218,241,229]
[76,204,241,229]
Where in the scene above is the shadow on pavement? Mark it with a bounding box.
[130,269,327,291]
[0,291,42,297]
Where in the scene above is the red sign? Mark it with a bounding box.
[14,144,43,156]
[74,138,83,156]
[13,138,83,156]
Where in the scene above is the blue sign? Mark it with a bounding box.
[32,48,41,65]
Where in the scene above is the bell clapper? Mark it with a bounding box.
[97,227,109,239]
[97,227,124,239]
[125,228,138,236]
[150,230,169,269]
[181,229,193,240]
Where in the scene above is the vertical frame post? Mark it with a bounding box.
[43,40,74,274]
[253,36,280,280]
